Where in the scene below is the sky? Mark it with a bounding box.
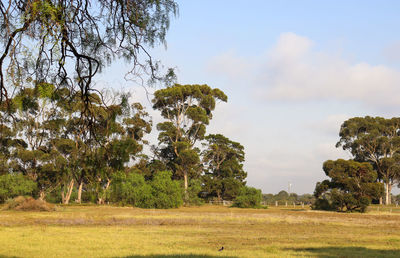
[101,1,400,194]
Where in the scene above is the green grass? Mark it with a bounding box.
[1,205,400,257]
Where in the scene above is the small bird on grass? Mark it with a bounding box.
[218,246,224,251]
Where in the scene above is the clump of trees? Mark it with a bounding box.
[313,116,400,212]
[0,83,260,209]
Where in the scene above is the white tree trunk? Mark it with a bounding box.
[184,171,188,202]
[385,182,390,205]
[76,181,83,204]
[63,179,74,204]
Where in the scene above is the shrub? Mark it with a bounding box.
[110,171,154,207]
[150,171,183,209]
[0,174,37,203]
[3,196,55,211]
[232,186,262,208]
[110,170,183,208]
[186,179,204,206]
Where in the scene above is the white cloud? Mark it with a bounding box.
[207,50,253,81]
[208,32,400,108]
[383,41,400,63]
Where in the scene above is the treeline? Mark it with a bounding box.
[0,83,261,208]
[262,191,314,205]
[314,117,400,212]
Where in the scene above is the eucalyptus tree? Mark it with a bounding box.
[202,134,247,201]
[10,83,66,199]
[152,84,227,197]
[81,95,152,204]
[337,116,400,205]
[314,159,383,212]
[0,0,178,116]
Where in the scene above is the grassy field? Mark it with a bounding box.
[1,205,400,257]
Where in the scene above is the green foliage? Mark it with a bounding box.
[0,174,37,203]
[232,186,262,208]
[313,159,384,212]
[110,171,153,207]
[186,179,204,206]
[150,171,183,208]
[110,171,182,209]
[202,134,247,201]
[153,84,227,199]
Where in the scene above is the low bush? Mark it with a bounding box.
[3,196,55,211]
[232,186,262,208]
[0,174,37,203]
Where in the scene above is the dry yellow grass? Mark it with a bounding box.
[1,205,400,257]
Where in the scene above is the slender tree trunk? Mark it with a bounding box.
[385,182,390,205]
[76,181,83,204]
[98,179,111,205]
[39,190,45,201]
[379,197,383,205]
[63,179,74,204]
[183,171,188,202]
[388,183,393,205]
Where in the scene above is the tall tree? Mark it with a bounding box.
[202,134,247,201]
[152,84,227,198]
[10,83,65,199]
[337,116,400,205]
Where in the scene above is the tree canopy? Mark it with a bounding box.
[314,159,383,212]
[0,0,178,119]
[202,134,247,201]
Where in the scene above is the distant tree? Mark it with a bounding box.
[202,134,247,201]
[313,159,384,212]
[337,116,400,205]
[276,190,289,200]
[152,84,227,199]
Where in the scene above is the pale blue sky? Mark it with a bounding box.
[102,1,400,194]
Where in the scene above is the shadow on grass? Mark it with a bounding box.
[118,255,236,258]
[289,246,400,257]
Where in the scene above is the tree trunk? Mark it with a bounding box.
[39,190,45,201]
[76,181,83,204]
[385,182,390,205]
[379,197,383,205]
[388,183,393,205]
[183,171,188,202]
[63,179,74,204]
[98,179,111,205]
